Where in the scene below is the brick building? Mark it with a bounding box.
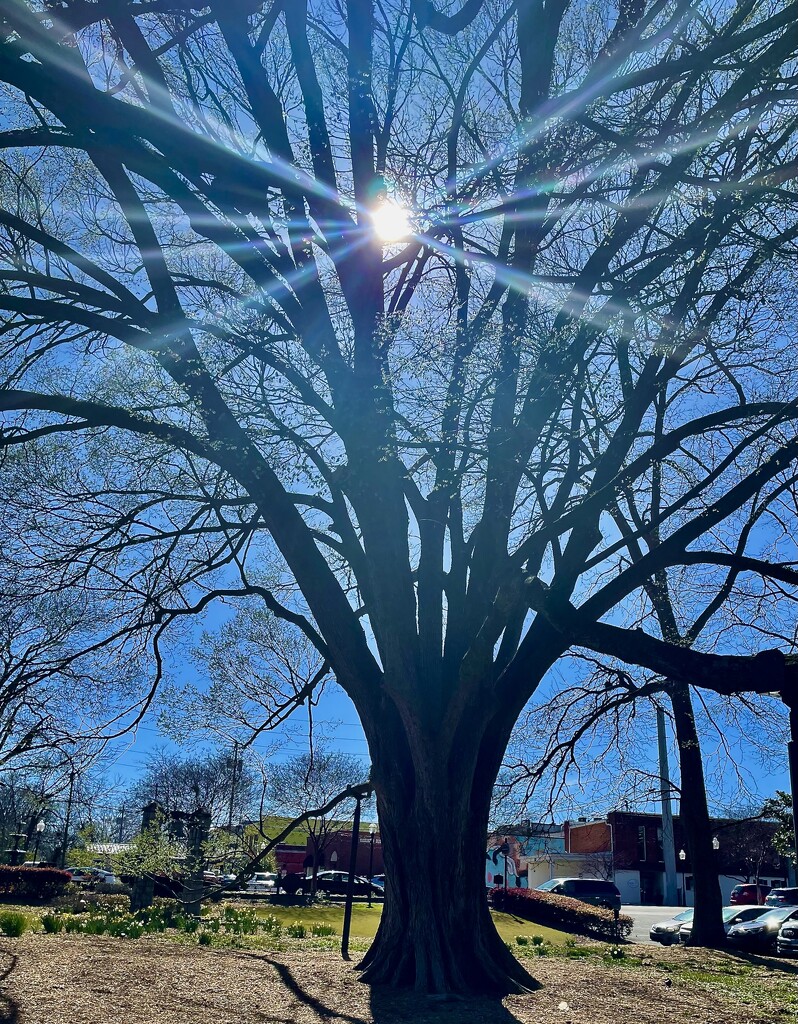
[275,828,384,878]
[565,810,787,906]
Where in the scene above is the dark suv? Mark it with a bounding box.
[536,877,622,911]
[765,887,798,908]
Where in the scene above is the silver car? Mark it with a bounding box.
[246,871,277,892]
[649,908,694,945]
[777,917,798,955]
[678,905,766,943]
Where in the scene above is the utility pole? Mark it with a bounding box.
[657,704,678,906]
[225,741,239,872]
[60,768,76,869]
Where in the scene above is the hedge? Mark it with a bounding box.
[490,887,633,941]
[0,866,71,902]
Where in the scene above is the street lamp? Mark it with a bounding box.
[678,849,686,861]
[33,820,45,863]
[367,823,377,908]
[500,839,511,893]
[712,836,720,851]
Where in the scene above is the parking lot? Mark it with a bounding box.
[626,905,684,943]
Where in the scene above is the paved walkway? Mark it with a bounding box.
[626,904,685,943]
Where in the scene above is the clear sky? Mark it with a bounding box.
[101,645,791,825]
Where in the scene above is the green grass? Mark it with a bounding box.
[253,903,384,938]
[256,815,360,848]
[657,953,798,1020]
[490,910,568,945]
[249,903,568,944]
[257,815,314,848]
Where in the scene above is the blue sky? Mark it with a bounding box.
[102,649,791,824]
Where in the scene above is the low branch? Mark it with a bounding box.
[206,780,373,898]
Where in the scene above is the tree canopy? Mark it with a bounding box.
[1,0,798,994]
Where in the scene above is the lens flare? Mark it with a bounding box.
[371,199,412,243]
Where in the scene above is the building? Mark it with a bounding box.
[565,810,787,906]
[487,823,592,889]
[304,828,384,877]
[274,828,384,878]
[487,811,788,905]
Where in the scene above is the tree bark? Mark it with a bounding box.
[670,683,726,947]
[355,703,536,995]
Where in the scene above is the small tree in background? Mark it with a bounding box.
[267,747,369,893]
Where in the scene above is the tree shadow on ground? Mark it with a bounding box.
[368,985,527,1024]
[255,955,370,1024]
[0,953,20,1024]
[725,949,798,976]
[252,952,527,1024]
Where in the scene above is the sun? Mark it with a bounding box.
[371,199,412,243]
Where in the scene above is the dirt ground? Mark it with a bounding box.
[1,934,797,1024]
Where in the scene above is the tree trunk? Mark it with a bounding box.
[670,683,726,947]
[356,705,536,995]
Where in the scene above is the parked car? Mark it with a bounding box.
[765,887,798,908]
[777,917,798,955]
[246,872,277,893]
[678,905,767,943]
[535,877,622,912]
[65,866,119,885]
[727,905,798,952]
[729,883,771,905]
[302,871,384,898]
[64,867,94,885]
[90,868,120,885]
[649,908,694,946]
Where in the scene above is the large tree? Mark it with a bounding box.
[1,0,798,995]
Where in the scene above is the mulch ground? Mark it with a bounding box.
[0,934,796,1024]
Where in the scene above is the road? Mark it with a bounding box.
[626,905,684,943]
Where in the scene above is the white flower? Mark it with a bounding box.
[558,1001,570,1011]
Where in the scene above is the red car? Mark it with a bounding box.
[729,883,770,905]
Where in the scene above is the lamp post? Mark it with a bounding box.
[367,823,377,908]
[500,839,511,893]
[341,796,361,962]
[32,820,45,864]
[678,848,687,906]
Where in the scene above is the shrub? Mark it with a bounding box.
[490,888,633,941]
[198,931,213,946]
[41,914,64,934]
[149,898,180,927]
[310,922,335,937]
[286,921,306,938]
[91,894,131,914]
[53,891,130,915]
[0,911,28,937]
[94,883,132,896]
[260,915,281,935]
[515,935,529,946]
[0,866,71,903]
